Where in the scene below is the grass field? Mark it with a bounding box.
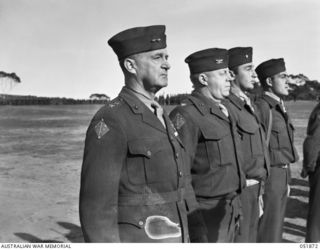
[0,101,318,242]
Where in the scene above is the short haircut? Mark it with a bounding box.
[229,66,239,75]
[190,73,203,90]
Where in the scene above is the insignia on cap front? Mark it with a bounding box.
[94,119,109,139]
[151,38,161,43]
[216,59,223,64]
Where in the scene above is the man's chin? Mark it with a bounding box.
[153,83,167,93]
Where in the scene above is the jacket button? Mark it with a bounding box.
[175,152,179,158]
[147,150,152,157]
[138,220,144,226]
[178,171,183,177]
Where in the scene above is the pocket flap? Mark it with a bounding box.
[200,125,229,140]
[127,138,163,158]
[271,126,281,133]
[237,121,259,134]
[118,207,145,229]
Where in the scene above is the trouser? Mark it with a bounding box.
[189,193,242,243]
[234,183,260,242]
[306,166,320,242]
[257,167,289,242]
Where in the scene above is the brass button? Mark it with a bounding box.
[175,152,179,158]
[138,220,144,226]
[147,150,152,157]
[178,171,183,177]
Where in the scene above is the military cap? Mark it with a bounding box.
[185,48,229,74]
[255,58,286,80]
[108,25,167,60]
[228,47,253,69]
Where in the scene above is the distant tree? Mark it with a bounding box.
[0,71,21,95]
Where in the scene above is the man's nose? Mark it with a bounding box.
[162,60,171,70]
[252,70,258,79]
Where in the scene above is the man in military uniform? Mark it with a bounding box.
[255,58,299,242]
[301,102,320,242]
[79,25,197,242]
[227,47,270,242]
[170,48,246,242]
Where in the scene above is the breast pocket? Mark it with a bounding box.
[237,121,261,156]
[127,138,175,184]
[270,125,287,149]
[201,126,231,169]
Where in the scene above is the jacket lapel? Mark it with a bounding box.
[163,112,185,148]
[190,92,230,123]
[119,88,167,133]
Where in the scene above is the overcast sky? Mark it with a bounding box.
[1,0,319,99]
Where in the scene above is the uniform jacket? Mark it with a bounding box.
[169,91,246,199]
[79,87,197,242]
[227,92,270,181]
[303,102,320,175]
[255,94,299,168]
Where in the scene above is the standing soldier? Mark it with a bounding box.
[79,25,197,242]
[301,102,320,242]
[170,48,246,242]
[255,58,299,242]
[227,47,270,242]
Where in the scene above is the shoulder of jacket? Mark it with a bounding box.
[93,97,127,122]
[255,97,271,111]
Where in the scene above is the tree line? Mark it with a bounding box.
[1,75,319,106]
[0,94,108,105]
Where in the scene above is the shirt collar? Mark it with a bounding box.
[264,91,281,103]
[125,86,157,111]
[231,85,249,103]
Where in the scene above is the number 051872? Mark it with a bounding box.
[300,244,319,248]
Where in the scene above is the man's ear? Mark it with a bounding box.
[266,77,272,87]
[199,73,208,86]
[229,70,236,81]
[123,58,137,74]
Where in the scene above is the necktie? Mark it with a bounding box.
[240,94,254,112]
[151,101,166,128]
[280,100,287,113]
[218,103,229,117]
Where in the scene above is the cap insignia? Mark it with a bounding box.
[108,99,121,108]
[151,38,161,43]
[94,119,110,139]
[216,59,223,64]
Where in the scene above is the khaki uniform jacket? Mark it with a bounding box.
[255,94,299,170]
[169,91,246,199]
[303,102,320,174]
[227,93,270,181]
[79,87,196,242]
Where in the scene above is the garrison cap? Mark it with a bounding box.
[255,58,286,80]
[108,25,167,60]
[185,48,229,74]
[228,47,253,69]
